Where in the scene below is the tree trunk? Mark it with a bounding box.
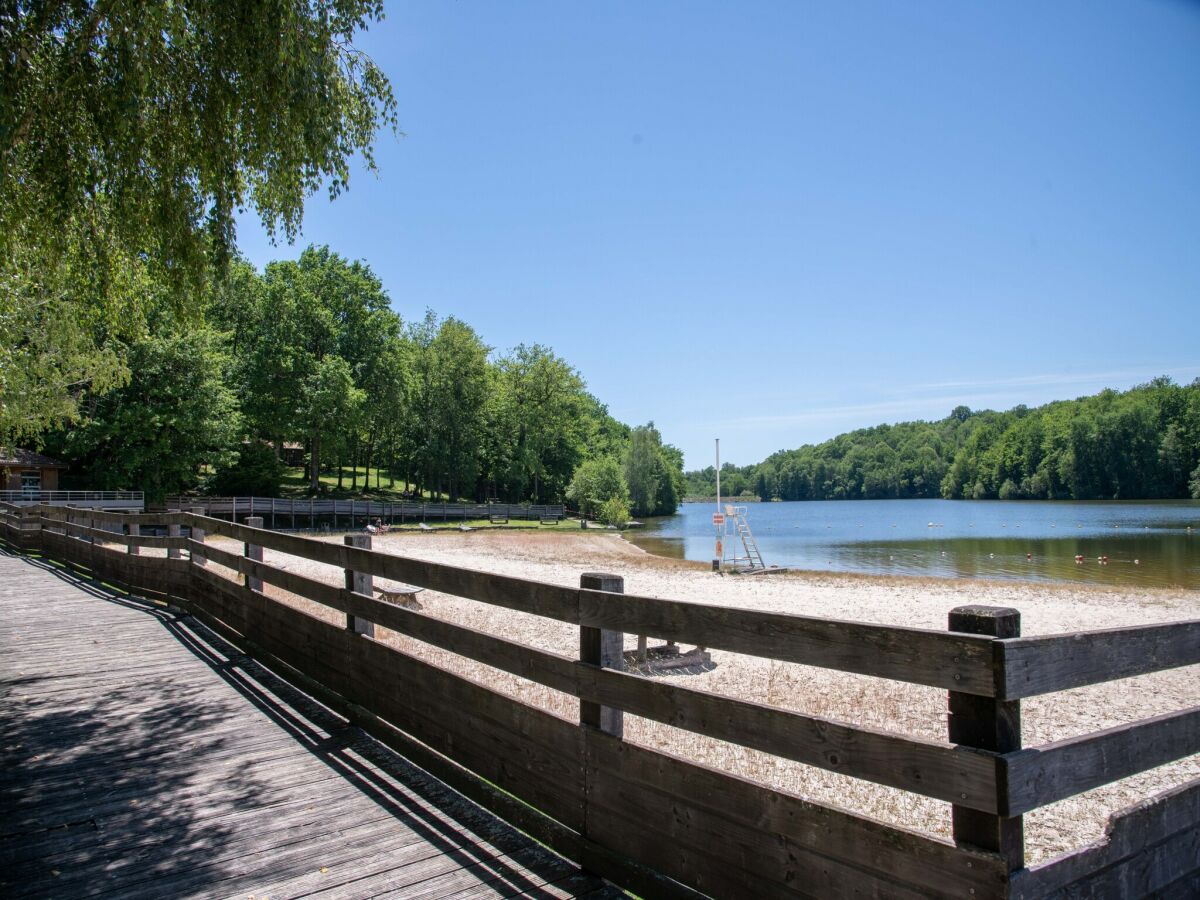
[309,435,321,494]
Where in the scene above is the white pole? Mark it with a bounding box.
[715,438,721,512]
[715,438,722,567]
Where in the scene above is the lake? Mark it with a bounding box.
[626,499,1200,589]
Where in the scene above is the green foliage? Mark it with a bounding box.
[567,457,628,518]
[623,423,685,517]
[685,378,1200,502]
[495,344,589,503]
[213,246,395,493]
[300,356,365,486]
[209,441,286,497]
[598,496,631,528]
[37,240,684,504]
[424,317,491,500]
[1,1,395,439]
[54,328,241,502]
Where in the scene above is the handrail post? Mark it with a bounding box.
[948,605,1024,871]
[167,509,181,559]
[244,516,263,591]
[344,533,374,636]
[126,521,140,556]
[18,506,41,552]
[579,572,625,738]
[190,507,207,566]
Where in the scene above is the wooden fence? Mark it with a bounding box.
[3,502,1197,898]
[164,496,565,528]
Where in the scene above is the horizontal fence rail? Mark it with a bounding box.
[2,501,1197,900]
[166,496,565,524]
[0,489,144,506]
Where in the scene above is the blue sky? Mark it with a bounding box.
[235,1,1200,469]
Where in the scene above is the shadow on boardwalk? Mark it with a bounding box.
[0,550,611,899]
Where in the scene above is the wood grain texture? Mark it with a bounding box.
[0,553,605,900]
[583,730,1009,899]
[948,606,1024,869]
[195,515,583,621]
[1010,778,1200,898]
[1005,707,1200,816]
[578,663,1003,812]
[580,586,1000,694]
[1000,620,1200,699]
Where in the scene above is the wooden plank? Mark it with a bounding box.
[583,730,1008,899]
[948,606,1024,869]
[181,556,1000,811]
[39,508,190,528]
[194,516,581,621]
[346,637,585,831]
[1010,778,1200,898]
[1,552,600,900]
[346,593,579,695]
[577,663,1002,812]
[579,587,1000,695]
[190,576,587,831]
[1005,707,1200,816]
[192,515,1000,694]
[193,544,578,696]
[1000,620,1200,699]
[579,572,625,738]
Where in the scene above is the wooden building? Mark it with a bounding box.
[0,448,68,492]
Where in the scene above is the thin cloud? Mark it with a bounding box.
[905,365,1200,394]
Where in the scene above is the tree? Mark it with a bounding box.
[299,356,364,492]
[567,457,628,518]
[598,496,631,528]
[209,441,286,497]
[496,345,589,503]
[1,0,396,439]
[624,426,661,517]
[214,246,399,492]
[55,328,241,502]
[423,318,490,500]
[622,423,684,517]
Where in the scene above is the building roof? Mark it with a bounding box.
[0,448,68,469]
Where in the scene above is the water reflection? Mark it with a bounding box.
[627,500,1200,589]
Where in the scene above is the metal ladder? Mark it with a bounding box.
[726,505,765,570]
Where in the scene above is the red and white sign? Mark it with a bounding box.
[712,513,725,526]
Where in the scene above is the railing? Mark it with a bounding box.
[0,490,144,506]
[2,501,1197,899]
[166,496,564,526]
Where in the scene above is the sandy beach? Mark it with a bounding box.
[226,528,1200,866]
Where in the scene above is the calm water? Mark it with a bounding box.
[627,499,1200,589]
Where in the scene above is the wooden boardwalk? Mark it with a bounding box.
[0,551,621,899]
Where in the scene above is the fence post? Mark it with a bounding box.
[344,534,374,637]
[190,507,207,566]
[948,605,1023,871]
[126,521,140,556]
[18,506,41,552]
[579,572,625,738]
[244,515,263,591]
[167,509,181,559]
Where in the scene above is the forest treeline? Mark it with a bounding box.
[44,246,684,516]
[686,379,1200,502]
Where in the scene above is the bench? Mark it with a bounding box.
[489,514,509,524]
[539,515,560,525]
